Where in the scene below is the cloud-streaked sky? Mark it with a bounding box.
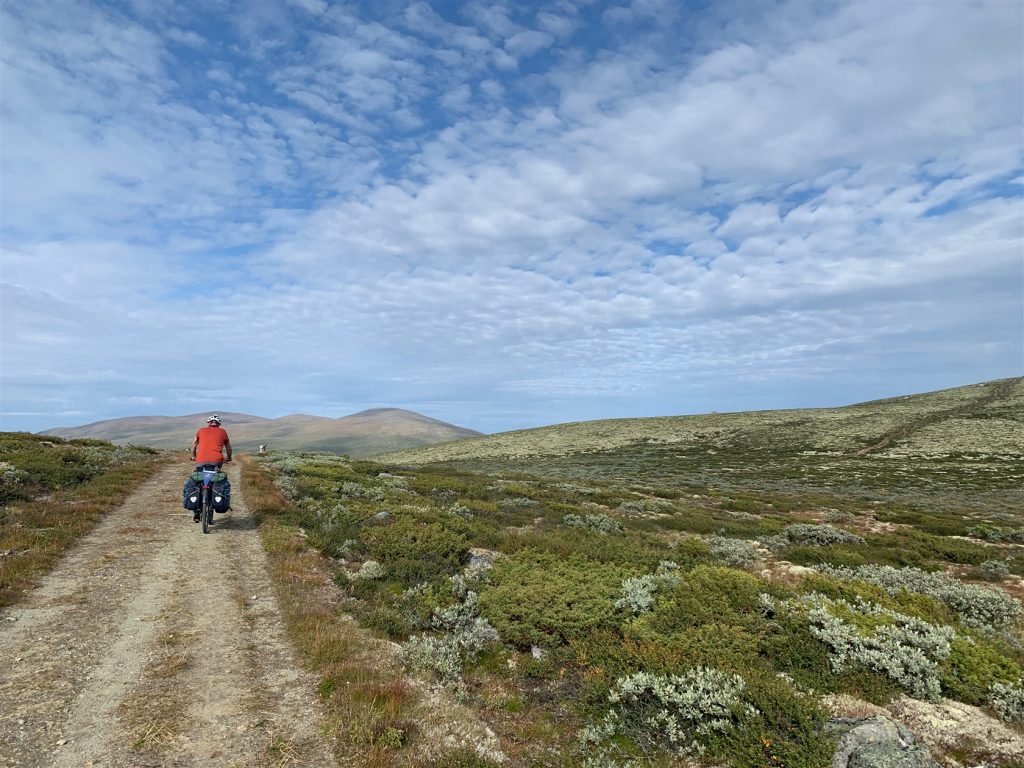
[2,0,1022,435]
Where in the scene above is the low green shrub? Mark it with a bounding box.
[639,566,767,635]
[362,518,469,584]
[478,550,635,649]
[0,434,156,503]
[722,671,834,768]
[941,636,1022,706]
[622,621,762,675]
[498,525,696,571]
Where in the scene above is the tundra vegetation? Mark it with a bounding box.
[245,378,1024,767]
[0,432,161,605]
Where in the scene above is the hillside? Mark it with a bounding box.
[378,377,1024,507]
[44,408,481,457]
[244,377,1024,767]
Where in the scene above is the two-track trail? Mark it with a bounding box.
[0,463,338,768]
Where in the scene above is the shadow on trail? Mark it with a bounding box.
[209,511,256,533]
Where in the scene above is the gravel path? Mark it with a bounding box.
[0,462,337,767]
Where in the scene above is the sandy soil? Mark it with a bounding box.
[0,463,338,768]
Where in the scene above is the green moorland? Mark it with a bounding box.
[245,378,1024,767]
[0,432,162,605]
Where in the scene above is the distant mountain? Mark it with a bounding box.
[43,408,482,457]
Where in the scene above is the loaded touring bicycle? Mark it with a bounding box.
[183,464,231,534]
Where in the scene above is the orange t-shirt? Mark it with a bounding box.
[195,426,230,463]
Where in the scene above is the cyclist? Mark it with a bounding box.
[188,415,232,523]
[190,414,232,468]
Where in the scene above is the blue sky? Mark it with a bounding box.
[1,0,1022,435]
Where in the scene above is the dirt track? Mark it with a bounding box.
[0,463,337,767]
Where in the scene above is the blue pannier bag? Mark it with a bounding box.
[211,478,231,512]
[182,471,230,512]
[182,476,201,511]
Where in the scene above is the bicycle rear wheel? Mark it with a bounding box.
[202,489,212,534]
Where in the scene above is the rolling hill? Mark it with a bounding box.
[377,377,1024,507]
[43,408,481,457]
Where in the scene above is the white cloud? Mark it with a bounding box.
[0,0,1020,433]
[166,27,205,47]
[504,29,553,58]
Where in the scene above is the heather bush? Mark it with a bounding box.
[978,559,1011,581]
[767,523,864,549]
[989,679,1024,721]
[723,671,835,768]
[578,667,757,762]
[817,564,1023,632]
[771,593,954,701]
[351,560,385,580]
[617,498,674,515]
[400,588,500,688]
[563,512,622,534]
[705,536,761,569]
[969,524,1024,544]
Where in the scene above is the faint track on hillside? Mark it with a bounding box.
[853,377,1021,457]
[0,463,338,768]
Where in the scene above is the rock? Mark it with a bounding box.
[530,645,548,660]
[371,510,391,523]
[829,717,939,768]
[888,695,1024,765]
[377,472,396,478]
[467,548,500,568]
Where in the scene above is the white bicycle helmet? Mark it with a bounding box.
[207,414,221,424]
